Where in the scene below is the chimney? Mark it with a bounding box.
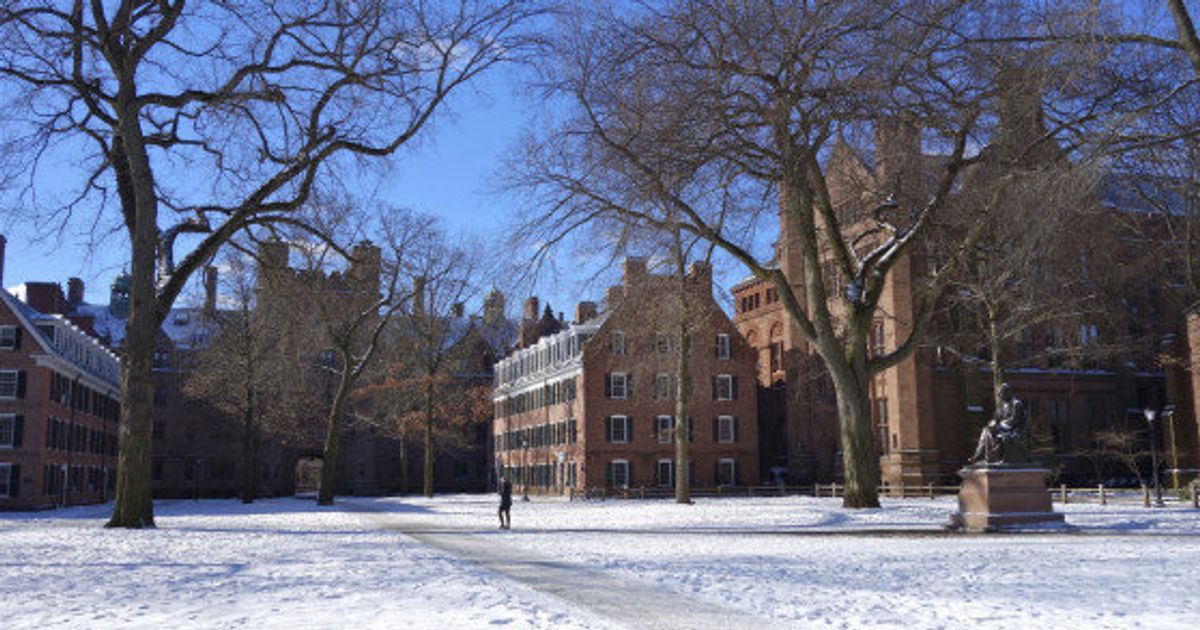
[605,286,624,311]
[67,277,85,307]
[875,116,922,202]
[452,302,465,318]
[413,276,427,316]
[575,301,598,323]
[995,66,1049,161]
[622,257,647,286]
[523,296,539,322]
[0,234,6,288]
[203,266,218,316]
[483,289,506,326]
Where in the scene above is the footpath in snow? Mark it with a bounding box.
[2,494,1199,629]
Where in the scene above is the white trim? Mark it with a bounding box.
[609,372,629,400]
[715,374,734,401]
[717,415,735,444]
[0,413,14,449]
[656,458,674,487]
[717,458,737,486]
[716,333,731,359]
[0,369,17,400]
[656,415,674,444]
[610,459,630,488]
[609,415,630,443]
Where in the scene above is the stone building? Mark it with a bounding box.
[733,86,1176,488]
[492,258,759,494]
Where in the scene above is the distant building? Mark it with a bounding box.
[493,258,759,494]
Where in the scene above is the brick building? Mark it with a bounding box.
[492,259,759,494]
[733,92,1176,487]
[0,283,121,510]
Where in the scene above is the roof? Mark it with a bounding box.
[74,302,217,350]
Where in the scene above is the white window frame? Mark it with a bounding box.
[610,459,630,488]
[609,415,630,443]
[609,372,629,400]
[0,370,17,399]
[0,326,16,350]
[655,332,671,354]
[715,374,734,401]
[654,373,672,400]
[610,331,626,355]
[716,333,731,359]
[717,415,736,444]
[0,414,13,448]
[656,415,674,444]
[0,463,11,497]
[718,458,737,487]
[656,459,674,487]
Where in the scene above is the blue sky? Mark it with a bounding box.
[1,65,546,308]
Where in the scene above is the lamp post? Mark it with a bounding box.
[1143,408,1168,508]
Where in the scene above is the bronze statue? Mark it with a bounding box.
[969,383,1030,465]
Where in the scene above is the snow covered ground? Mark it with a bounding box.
[2,494,1198,629]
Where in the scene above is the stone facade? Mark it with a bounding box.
[493,259,759,494]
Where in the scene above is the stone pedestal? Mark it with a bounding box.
[949,467,1065,532]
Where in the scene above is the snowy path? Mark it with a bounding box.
[354,505,780,630]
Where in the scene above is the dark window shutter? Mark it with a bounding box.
[605,417,613,442]
[17,371,26,399]
[714,459,721,486]
[732,376,739,400]
[10,465,19,497]
[732,417,739,443]
[732,460,738,486]
[604,372,612,398]
[13,415,23,447]
[606,462,613,487]
[688,417,694,443]
[626,416,634,443]
[711,377,717,400]
[627,375,634,398]
[13,328,21,350]
[627,460,634,487]
[712,417,719,442]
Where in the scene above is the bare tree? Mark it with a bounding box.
[509,1,1107,507]
[0,1,534,527]
[398,229,481,498]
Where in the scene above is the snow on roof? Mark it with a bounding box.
[74,302,217,350]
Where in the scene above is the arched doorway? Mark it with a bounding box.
[294,456,323,497]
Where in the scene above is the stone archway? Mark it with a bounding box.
[294,456,323,497]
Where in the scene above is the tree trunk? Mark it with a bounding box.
[831,343,880,508]
[674,325,692,504]
[318,371,353,505]
[397,431,409,495]
[106,104,161,529]
[241,387,257,504]
[986,304,1005,409]
[423,380,435,498]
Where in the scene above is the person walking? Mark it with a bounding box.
[498,476,512,529]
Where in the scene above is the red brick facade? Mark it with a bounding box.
[493,260,759,494]
[0,290,120,510]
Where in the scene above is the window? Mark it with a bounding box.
[874,398,890,455]
[655,333,671,354]
[770,342,783,373]
[656,415,675,444]
[607,415,631,443]
[716,415,737,443]
[608,372,629,399]
[656,459,674,487]
[0,463,13,498]
[716,333,731,359]
[717,458,737,486]
[0,370,22,399]
[870,321,885,358]
[0,325,17,350]
[610,331,626,355]
[0,414,19,448]
[654,373,674,400]
[713,374,735,401]
[609,459,630,488]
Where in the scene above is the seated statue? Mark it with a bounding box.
[969,383,1031,466]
